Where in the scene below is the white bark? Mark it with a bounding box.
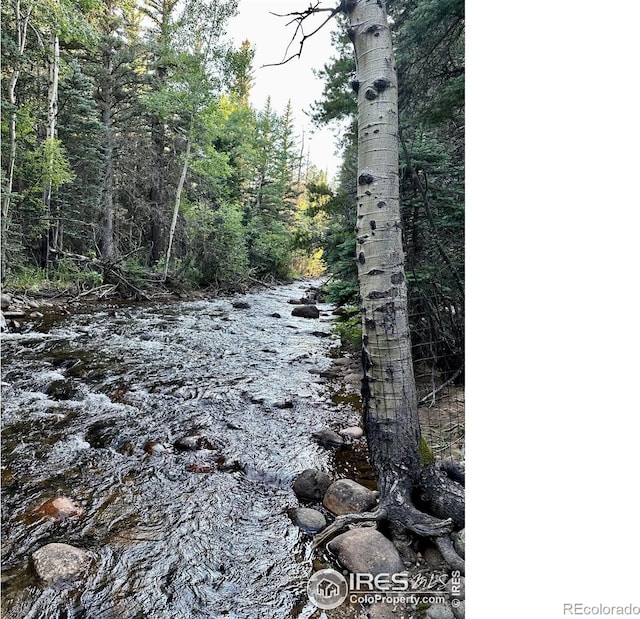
[348,0,421,491]
[43,28,60,265]
[2,0,33,276]
[162,131,191,282]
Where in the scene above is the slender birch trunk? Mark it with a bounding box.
[1,0,33,279]
[162,125,192,282]
[42,29,60,271]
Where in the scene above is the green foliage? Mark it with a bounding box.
[246,219,292,280]
[182,201,249,289]
[418,436,435,466]
[333,310,361,350]
[324,279,359,307]
[4,266,49,292]
[26,139,75,191]
[53,258,103,289]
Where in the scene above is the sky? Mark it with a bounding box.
[225,0,343,182]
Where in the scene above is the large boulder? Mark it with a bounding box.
[293,469,332,502]
[291,305,320,319]
[328,528,404,576]
[323,479,377,515]
[290,507,327,534]
[32,543,90,586]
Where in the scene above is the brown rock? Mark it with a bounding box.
[328,528,404,576]
[34,496,84,521]
[291,305,320,319]
[323,479,377,515]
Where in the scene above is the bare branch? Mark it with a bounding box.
[262,2,342,68]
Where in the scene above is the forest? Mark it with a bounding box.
[1,0,464,383]
[2,0,466,614]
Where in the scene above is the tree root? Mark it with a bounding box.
[312,500,465,573]
[312,508,387,549]
[434,534,465,573]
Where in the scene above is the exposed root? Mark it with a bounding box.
[313,500,464,572]
[312,508,387,549]
[434,534,465,574]
[385,502,453,537]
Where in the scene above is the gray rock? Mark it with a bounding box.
[445,576,465,601]
[426,604,455,619]
[368,601,403,618]
[174,435,217,451]
[328,527,404,576]
[231,300,250,309]
[291,305,320,319]
[1,293,11,310]
[453,529,465,559]
[421,546,447,571]
[312,429,344,448]
[340,426,364,439]
[333,357,354,366]
[323,479,377,515]
[32,543,90,586]
[344,372,362,384]
[291,507,326,533]
[452,600,465,619]
[293,469,333,502]
[0,314,6,331]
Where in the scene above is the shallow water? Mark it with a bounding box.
[1,281,363,618]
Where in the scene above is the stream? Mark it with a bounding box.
[1,280,362,618]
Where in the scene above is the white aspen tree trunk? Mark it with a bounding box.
[42,29,60,269]
[2,0,33,278]
[347,0,421,498]
[162,127,191,282]
[338,2,464,560]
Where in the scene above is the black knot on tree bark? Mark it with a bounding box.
[358,172,375,185]
[373,78,391,92]
[350,80,360,93]
[364,88,378,100]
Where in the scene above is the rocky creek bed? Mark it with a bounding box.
[1,281,464,619]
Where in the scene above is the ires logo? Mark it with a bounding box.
[307,569,448,610]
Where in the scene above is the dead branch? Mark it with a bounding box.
[263,2,343,67]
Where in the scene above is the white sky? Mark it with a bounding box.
[225,0,343,182]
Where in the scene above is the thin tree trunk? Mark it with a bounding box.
[42,29,60,272]
[2,0,33,279]
[162,127,191,282]
[149,112,164,264]
[98,46,116,261]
